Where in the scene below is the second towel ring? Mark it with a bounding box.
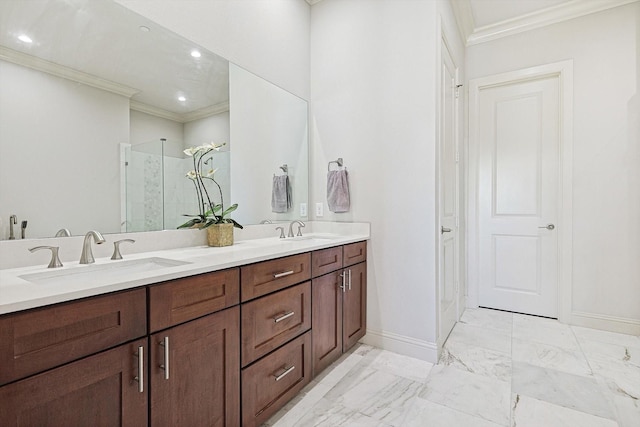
[328,158,344,171]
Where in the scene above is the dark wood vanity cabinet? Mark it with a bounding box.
[312,241,367,376]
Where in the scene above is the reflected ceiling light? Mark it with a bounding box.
[178,96,186,102]
[190,50,201,58]
[18,34,33,43]
[139,25,150,32]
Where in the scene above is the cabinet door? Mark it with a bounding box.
[0,338,148,427]
[311,271,343,376]
[150,306,240,427]
[343,262,367,352]
[311,246,343,278]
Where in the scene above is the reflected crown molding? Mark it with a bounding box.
[130,100,230,123]
[454,0,638,46]
[0,46,139,98]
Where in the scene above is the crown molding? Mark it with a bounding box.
[0,46,139,98]
[450,0,474,44]
[466,0,639,46]
[305,0,323,5]
[130,100,230,123]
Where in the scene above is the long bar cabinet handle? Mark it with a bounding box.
[274,311,295,323]
[273,365,295,381]
[134,345,144,393]
[159,336,170,380]
[348,269,352,291]
[273,270,294,278]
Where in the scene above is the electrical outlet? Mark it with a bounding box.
[300,203,307,217]
[315,202,324,217]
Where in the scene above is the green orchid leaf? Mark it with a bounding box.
[222,204,238,216]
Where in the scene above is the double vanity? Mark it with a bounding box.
[0,223,369,426]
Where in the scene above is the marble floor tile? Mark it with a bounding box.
[511,394,618,427]
[608,394,640,427]
[323,366,423,425]
[446,322,511,355]
[440,338,512,382]
[419,364,511,426]
[267,381,332,427]
[512,361,615,420]
[291,399,393,427]
[512,337,593,377]
[459,308,513,333]
[365,350,434,383]
[512,314,581,351]
[579,338,640,368]
[400,397,504,427]
[588,356,640,401]
[572,326,640,350]
[314,351,367,388]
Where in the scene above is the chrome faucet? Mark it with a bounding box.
[288,220,305,238]
[55,228,71,237]
[79,230,105,264]
[9,215,17,240]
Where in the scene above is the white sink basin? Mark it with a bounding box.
[20,257,191,286]
[280,234,342,243]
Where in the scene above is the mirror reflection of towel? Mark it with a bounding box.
[272,175,292,213]
[327,170,350,213]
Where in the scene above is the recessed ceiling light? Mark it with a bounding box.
[178,96,186,102]
[139,26,150,32]
[190,50,201,58]
[18,34,33,43]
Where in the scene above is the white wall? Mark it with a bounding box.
[466,3,640,329]
[311,0,441,360]
[0,60,129,239]
[114,0,310,101]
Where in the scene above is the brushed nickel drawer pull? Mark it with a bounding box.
[273,270,294,279]
[340,272,346,292]
[273,311,295,323]
[273,365,295,381]
[159,336,170,380]
[348,269,352,291]
[134,345,144,393]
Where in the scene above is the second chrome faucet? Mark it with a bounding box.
[79,230,105,264]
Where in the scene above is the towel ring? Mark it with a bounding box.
[328,158,344,171]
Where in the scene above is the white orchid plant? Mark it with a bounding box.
[178,142,243,230]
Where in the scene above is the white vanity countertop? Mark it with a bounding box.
[0,227,369,315]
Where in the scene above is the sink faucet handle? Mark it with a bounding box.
[295,222,306,237]
[29,246,63,268]
[111,239,135,260]
[276,227,286,239]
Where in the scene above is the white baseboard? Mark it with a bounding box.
[570,311,640,336]
[360,329,438,363]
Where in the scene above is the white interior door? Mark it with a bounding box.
[438,40,458,342]
[477,76,559,318]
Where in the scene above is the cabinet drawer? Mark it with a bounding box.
[241,282,311,366]
[241,331,312,427]
[241,253,311,302]
[0,288,146,386]
[149,268,239,333]
[312,246,343,277]
[343,241,367,267]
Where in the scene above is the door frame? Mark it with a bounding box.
[467,60,574,323]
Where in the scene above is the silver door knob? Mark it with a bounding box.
[538,224,555,230]
[441,226,452,234]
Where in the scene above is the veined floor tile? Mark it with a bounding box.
[579,338,640,368]
[401,397,504,427]
[511,394,618,427]
[459,308,513,333]
[512,337,592,377]
[512,362,615,420]
[267,382,333,427]
[446,322,511,355]
[291,399,393,427]
[440,338,512,382]
[419,364,510,426]
[323,366,423,425]
[572,326,640,350]
[365,350,434,383]
[512,314,581,351]
[608,393,640,427]
[314,351,366,388]
[588,355,640,401]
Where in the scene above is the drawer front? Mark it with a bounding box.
[312,246,343,277]
[0,288,147,386]
[241,331,312,427]
[241,282,311,366]
[240,253,311,302]
[343,241,367,267]
[149,268,239,332]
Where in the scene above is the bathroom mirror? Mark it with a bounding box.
[0,0,308,240]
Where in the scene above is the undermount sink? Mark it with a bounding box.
[283,234,341,242]
[20,257,191,286]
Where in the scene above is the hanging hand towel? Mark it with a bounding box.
[327,169,350,213]
[272,175,292,213]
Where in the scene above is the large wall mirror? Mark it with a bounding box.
[0,0,308,240]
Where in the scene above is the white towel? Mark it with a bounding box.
[272,175,292,213]
[327,170,350,213]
